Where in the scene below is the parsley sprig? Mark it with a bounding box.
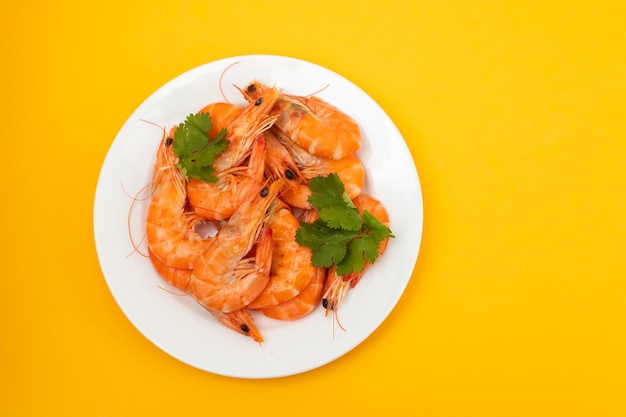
[295,173,394,276]
[173,112,228,183]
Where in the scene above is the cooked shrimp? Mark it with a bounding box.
[187,135,267,221]
[243,80,361,160]
[189,180,284,313]
[263,130,305,194]
[274,135,364,209]
[196,101,243,138]
[208,309,264,343]
[148,248,193,292]
[259,266,326,321]
[148,249,264,342]
[146,127,214,269]
[322,193,391,316]
[247,203,319,309]
[212,84,281,172]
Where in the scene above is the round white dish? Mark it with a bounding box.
[93,54,423,379]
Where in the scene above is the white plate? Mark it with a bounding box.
[93,54,423,379]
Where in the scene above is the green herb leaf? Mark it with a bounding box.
[173,112,228,183]
[335,237,371,276]
[295,219,360,268]
[296,173,394,276]
[362,210,395,247]
[308,173,362,231]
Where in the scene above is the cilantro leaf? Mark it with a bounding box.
[362,210,395,245]
[308,174,362,231]
[308,173,348,208]
[335,237,371,276]
[296,173,395,276]
[295,219,359,268]
[173,112,213,156]
[334,217,393,276]
[173,112,228,183]
[318,206,362,231]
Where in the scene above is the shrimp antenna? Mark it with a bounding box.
[139,118,166,130]
[219,61,239,102]
[157,285,188,296]
[304,83,330,97]
[125,119,168,259]
[126,182,152,259]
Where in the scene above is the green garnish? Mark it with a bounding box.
[173,112,228,182]
[295,173,394,276]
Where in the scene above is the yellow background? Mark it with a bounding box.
[3,1,625,416]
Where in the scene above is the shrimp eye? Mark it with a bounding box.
[322,298,329,309]
[285,169,295,180]
[254,98,263,106]
[165,137,173,146]
[247,83,257,93]
[260,187,269,197]
[240,324,250,333]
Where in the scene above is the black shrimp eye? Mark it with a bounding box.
[165,137,173,146]
[285,169,295,180]
[247,83,257,93]
[260,187,269,197]
[240,324,250,333]
[254,98,263,106]
[322,298,329,309]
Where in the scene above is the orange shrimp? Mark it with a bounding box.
[247,204,320,309]
[263,130,305,194]
[196,101,243,137]
[189,179,284,313]
[145,127,213,269]
[273,135,364,209]
[187,135,267,221]
[207,309,264,343]
[212,84,281,172]
[243,80,361,160]
[148,249,264,342]
[258,266,326,321]
[322,193,391,317]
[148,248,194,293]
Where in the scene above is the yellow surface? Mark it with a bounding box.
[3,1,626,416]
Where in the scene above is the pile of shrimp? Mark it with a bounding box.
[144,80,391,343]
